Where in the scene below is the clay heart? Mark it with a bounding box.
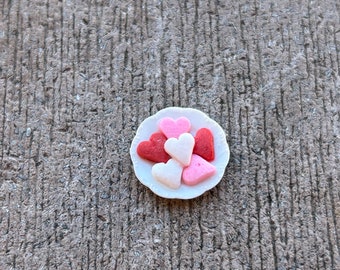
[137,132,170,163]
[159,117,191,138]
[164,133,195,166]
[151,159,183,189]
[193,128,215,161]
[182,154,216,186]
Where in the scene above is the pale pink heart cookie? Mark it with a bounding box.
[159,117,191,138]
[164,133,195,166]
[182,154,216,186]
[151,159,183,189]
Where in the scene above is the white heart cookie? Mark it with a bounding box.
[151,159,183,189]
[164,133,195,166]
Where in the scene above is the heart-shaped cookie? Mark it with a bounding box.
[159,117,191,138]
[193,128,215,161]
[151,159,183,189]
[164,133,195,166]
[137,132,170,163]
[182,154,216,186]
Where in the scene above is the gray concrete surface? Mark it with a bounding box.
[0,0,339,269]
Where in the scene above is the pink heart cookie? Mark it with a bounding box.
[158,117,191,138]
[182,154,216,186]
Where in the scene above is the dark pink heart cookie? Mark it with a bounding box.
[193,128,215,161]
[137,132,170,163]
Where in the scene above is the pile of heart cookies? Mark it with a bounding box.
[137,117,216,189]
[130,107,230,199]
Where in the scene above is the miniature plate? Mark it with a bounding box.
[130,107,230,199]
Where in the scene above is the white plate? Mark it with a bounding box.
[130,107,230,199]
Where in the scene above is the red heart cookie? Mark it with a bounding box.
[193,128,215,161]
[137,133,170,163]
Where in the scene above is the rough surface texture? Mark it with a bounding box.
[0,0,339,269]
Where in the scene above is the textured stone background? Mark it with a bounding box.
[0,0,339,269]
